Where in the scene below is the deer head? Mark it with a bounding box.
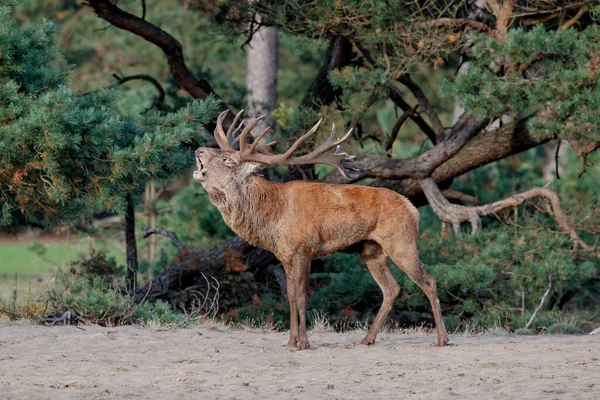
[193,109,358,193]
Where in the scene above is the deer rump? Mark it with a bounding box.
[194,109,448,350]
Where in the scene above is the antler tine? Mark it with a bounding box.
[279,118,323,159]
[235,117,357,179]
[293,124,357,178]
[214,110,233,150]
[246,127,272,154]
[308,123,354,155]
[226,109,245,147]
[254,140,278,155]
[238,114,267,152]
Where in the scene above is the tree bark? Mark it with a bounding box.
[125,194,139,294]
[246,17,278,135]
[300,37,353,111]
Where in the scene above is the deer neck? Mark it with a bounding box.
[209,175,283,250]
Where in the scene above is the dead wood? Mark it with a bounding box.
[419,177,598,257]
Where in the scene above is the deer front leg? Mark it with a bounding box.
[283,263,298,347]
[295,266,310,350]
[286,255,311,350]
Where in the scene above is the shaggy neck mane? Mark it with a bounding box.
[218,175,284,250]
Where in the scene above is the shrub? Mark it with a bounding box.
[546,323,581,335]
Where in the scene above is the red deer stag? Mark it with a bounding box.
[193,110,448,350]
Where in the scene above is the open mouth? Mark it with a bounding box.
[193,157,207,181]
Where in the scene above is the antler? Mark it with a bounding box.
[214,109,358,179]
[214,109,243,150]
[214,109,277,154]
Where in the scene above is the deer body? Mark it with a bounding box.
[207,176,419,258]
[194,110,448,350]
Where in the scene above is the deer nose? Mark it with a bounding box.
[196,149,206,158]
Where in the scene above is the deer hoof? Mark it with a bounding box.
[360,337,375,345]
[286,338,298,347]
[297,340,310,350]
[436,335,449,346]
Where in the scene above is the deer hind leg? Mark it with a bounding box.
[379,240,448,346]
[359,241,400,346]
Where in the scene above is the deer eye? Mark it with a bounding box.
[222,157,236,167]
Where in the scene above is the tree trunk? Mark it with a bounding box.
[246,14,278,135]
[125,194,139,294]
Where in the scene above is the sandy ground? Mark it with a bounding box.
[0,321,598,399]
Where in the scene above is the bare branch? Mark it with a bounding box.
[554,140,562,180]
[112,73,165,113]
[353,39,441,145]
[512,1,593,18]
[415,18,502,40]
[85,0,217,101]
[419,178,599,257]
[385,106,417,156]
[396,75,445,142]
[525,275,552,330]
[325,113,490,183]
[558,6,587,30]
[143,227,186,253]
[388,85,439,145]
[442,189,480,206]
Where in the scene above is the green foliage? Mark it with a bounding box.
[0,2,221,229]
[546,322,581,335]
[443,24,600,143]
[164,185,234,243]
[43,264,182,326]
[329,67,388,94]
[149,185,235,262]
[232,294,289,328]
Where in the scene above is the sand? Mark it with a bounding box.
[0,321,598,399]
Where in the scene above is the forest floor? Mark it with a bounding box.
[0,321,598,399]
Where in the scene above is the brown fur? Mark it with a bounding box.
[194,146,448,349]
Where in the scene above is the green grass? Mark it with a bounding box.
[0,237,126,299]
[0,242,71,275]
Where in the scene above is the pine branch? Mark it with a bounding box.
[299,36,353,113]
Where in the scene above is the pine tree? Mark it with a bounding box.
[0,2,221,290]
